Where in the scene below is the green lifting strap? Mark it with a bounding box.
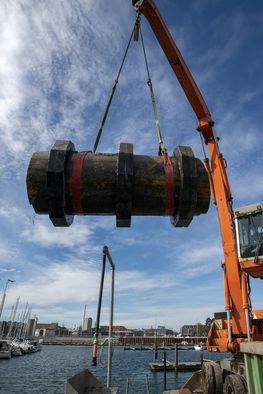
[93,15,140,153]
[139,25,167,156]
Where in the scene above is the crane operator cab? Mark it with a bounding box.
[234,204,263,271]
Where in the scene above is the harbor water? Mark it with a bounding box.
[0,345,228,393]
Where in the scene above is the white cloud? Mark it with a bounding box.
[6,263,175,307]
[0,0,133,171]
[22,220,94,248]
[0,243,18,262]
[32,305,97,326]
[0,3,25,153]
[0,268,16,273]
[116,272,175,292]
[182,244,222,265]
[7,263,100,306]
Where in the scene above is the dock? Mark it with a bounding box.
[149,361,201,372]
[124,346,153,351]
[123,345,196,351]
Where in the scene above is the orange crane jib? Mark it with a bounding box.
[133,0,263,353]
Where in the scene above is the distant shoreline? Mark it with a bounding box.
[38,336,207,346]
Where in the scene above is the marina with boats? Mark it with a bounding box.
[0,279,42,360]
[0,338,41,359]
[0,344,229,393]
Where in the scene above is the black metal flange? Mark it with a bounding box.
[46,140,75,227]
[115,143,134,227]
[171,146,198,227]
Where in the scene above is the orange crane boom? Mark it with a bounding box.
[133,0,263,352]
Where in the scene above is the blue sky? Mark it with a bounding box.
[0,0,262,331]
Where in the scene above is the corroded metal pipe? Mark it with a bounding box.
[26,140,210,227]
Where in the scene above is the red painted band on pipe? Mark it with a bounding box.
[163,155,174,215]
[71,152,87,213]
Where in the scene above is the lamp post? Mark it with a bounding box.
[0,279,15,320]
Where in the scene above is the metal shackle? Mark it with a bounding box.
[26,140,210,227]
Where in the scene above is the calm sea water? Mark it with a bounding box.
[0,345,228,393]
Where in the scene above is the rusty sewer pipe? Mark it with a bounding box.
[26,140,210,227]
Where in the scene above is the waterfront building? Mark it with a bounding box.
[85,317,92,330]
[143,328,155,337]
[81,317,93,337]
[0,320,29,338]
[83,317,92,331]
[26,317,38,338]
[180,325,196,336]
[70,326,82,336]
[156,325,175,336]
[35,322,69,337]
[143,326,174,337]
[35,323,57,337]
[2,317,39,339]
[132,329,144,337]
[180,323,208,337]
[98,325,127,337]
[156,326,166,336]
